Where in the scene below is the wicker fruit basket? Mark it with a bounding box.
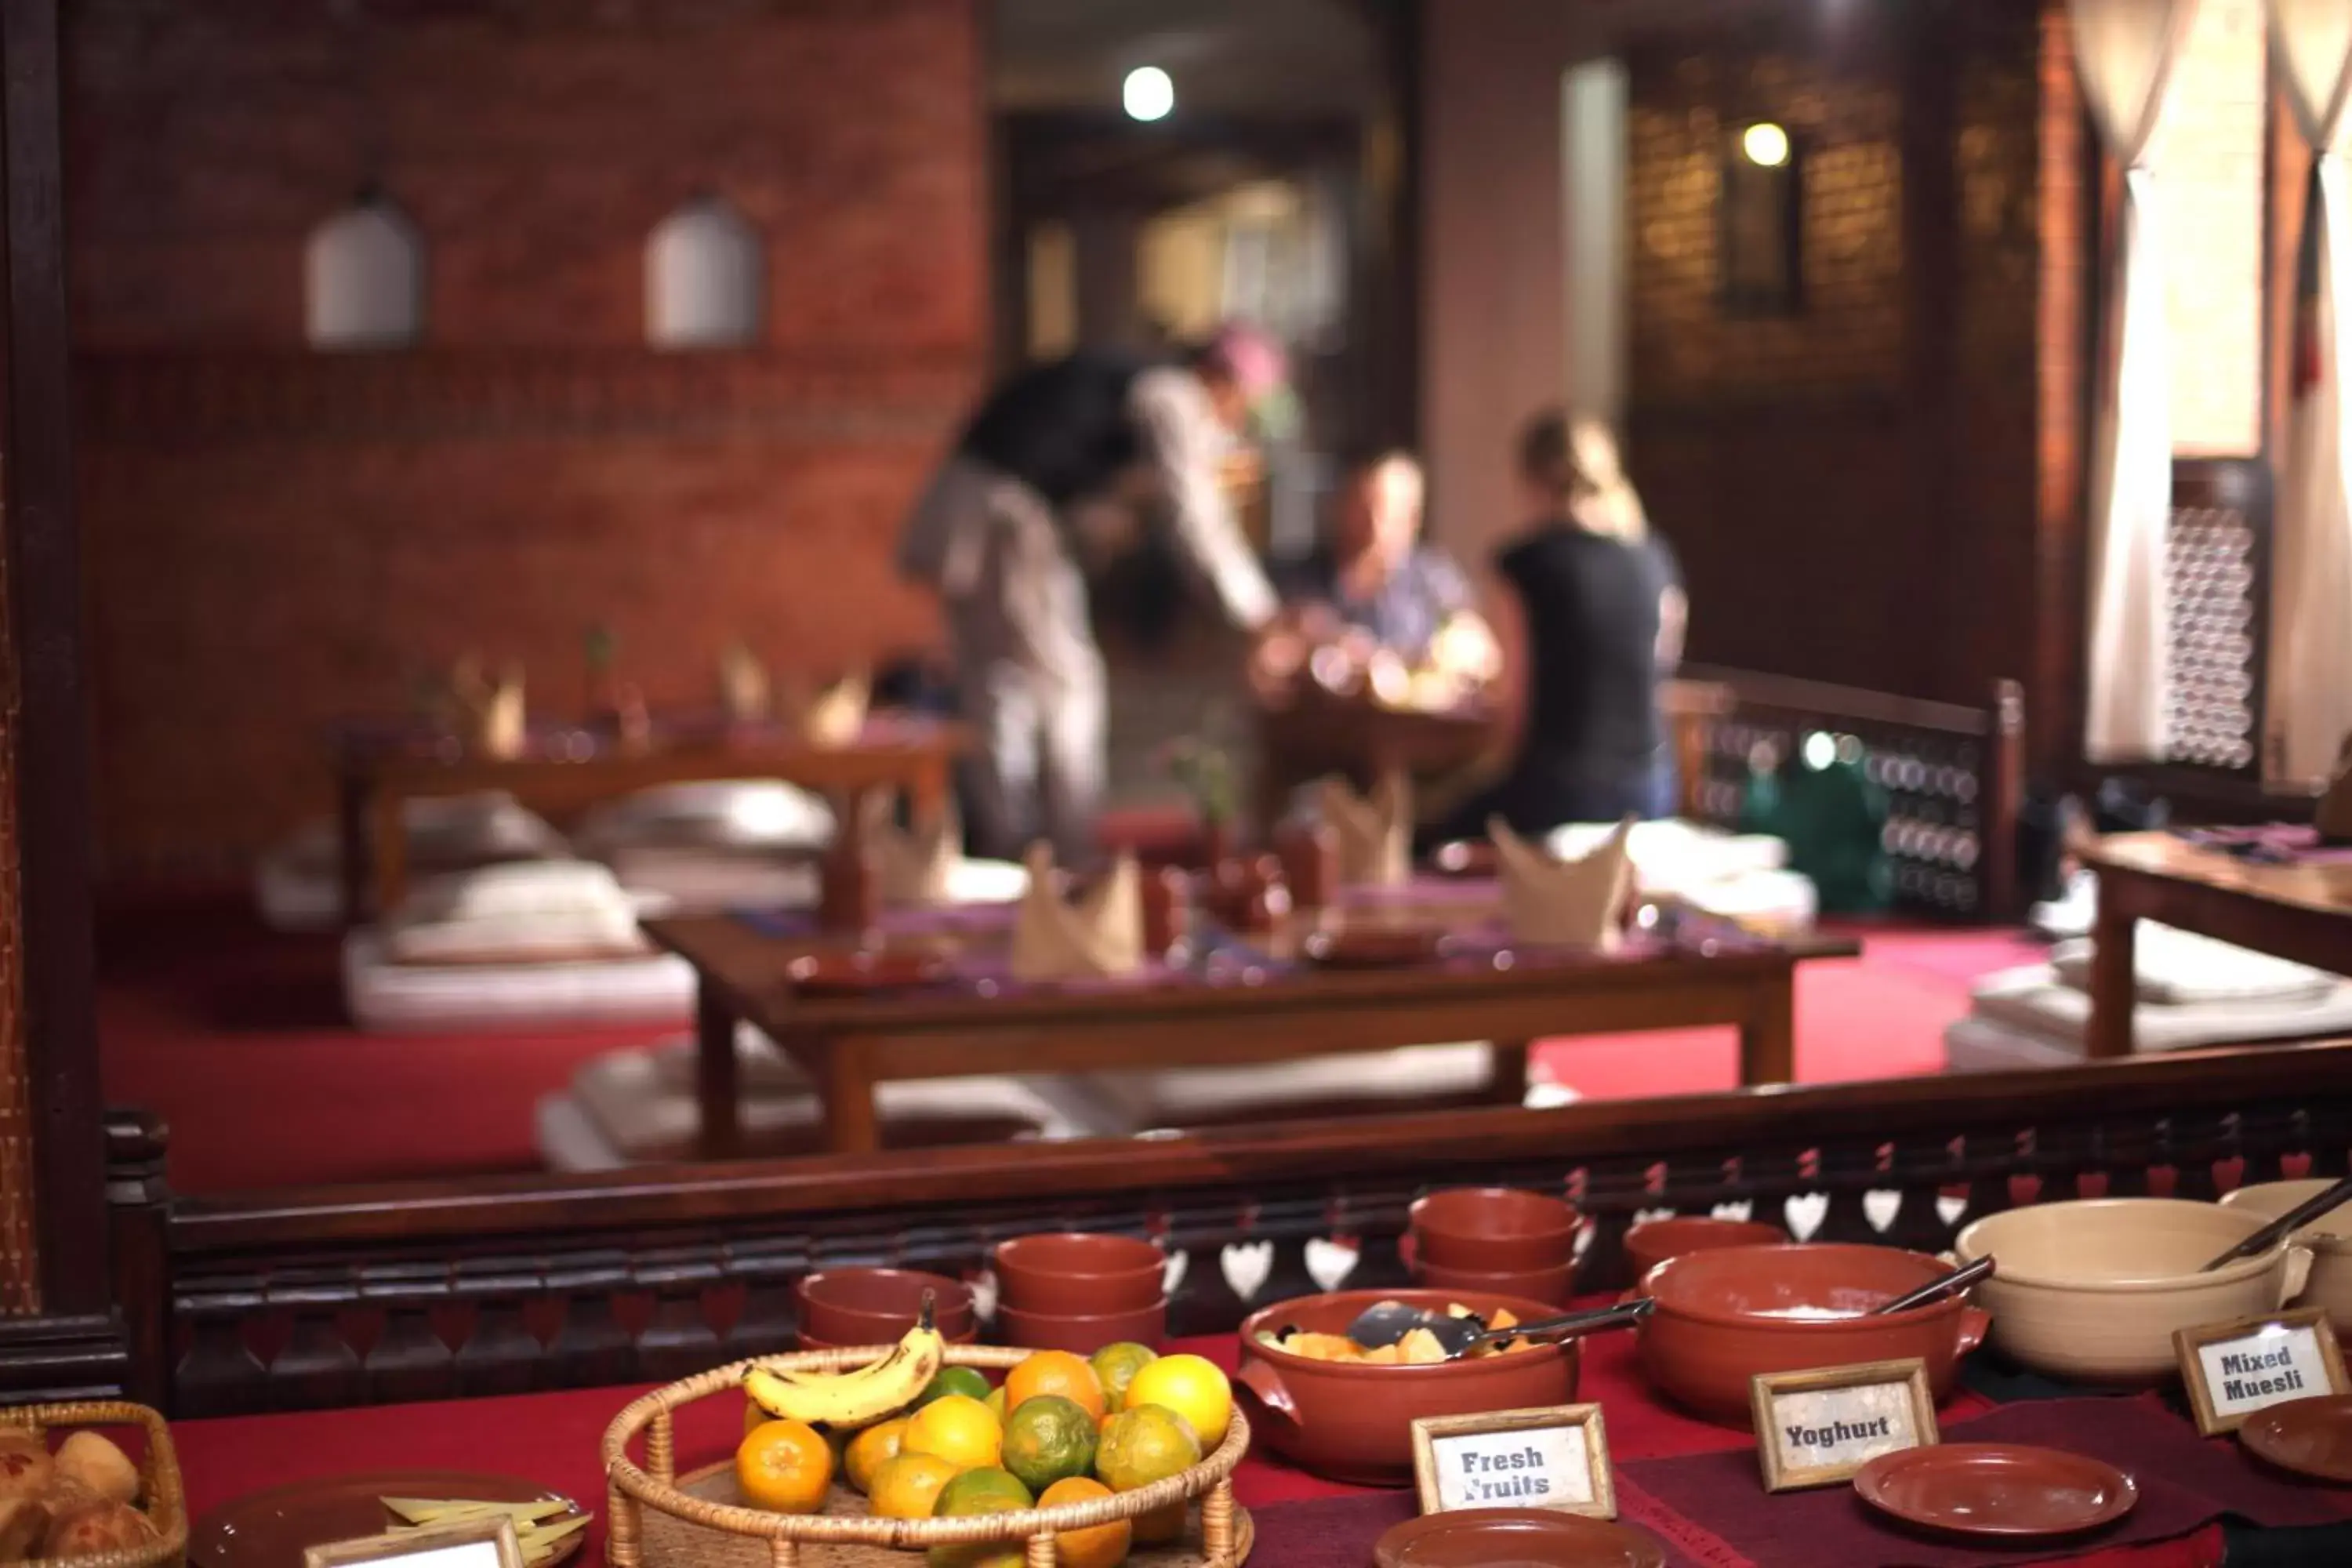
[602,1347,1252,1567]
[0,1401,188,1568]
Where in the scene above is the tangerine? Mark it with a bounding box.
[925,1469,1035,1568]
[1005,1350,1107,1422]
[1095,1404,1201,1494]
[1038,1476,1131,1568]
[735,1418,833,1514]
[844,1417,909,1494]
[869,1453,961,1522]
[1001,1394,1098,1494]
[1089,1342,1159,1413]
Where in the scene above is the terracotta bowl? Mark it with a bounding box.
[1411,1188,1581,1272]
[994,1232,1167,1315]
[1236,1288,1579,1486]
[793,1269,975,1345]
[993,1299,1167,1356]
[1414,1258,1579,1308]
[1955,1199,2314,1385]
[2222,1180,2352,1335]
[1636,1243,1988,1426]
[1624,1217,1789,1283]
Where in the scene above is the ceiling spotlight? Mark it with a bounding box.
[1743,122,1791,168]
[1124,66,1175,122]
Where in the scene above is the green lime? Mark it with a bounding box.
[927,1468,1035,1567]
[919,1366,993,1408]
[1001,1394,1098,1494]
[1088,1342,1159,1412]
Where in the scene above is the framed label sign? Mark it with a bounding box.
[2176,1308,2349,1436]
[306,1518,525,1568]
[1751,1359,1939,1492]
[1410,1405,1616,1519]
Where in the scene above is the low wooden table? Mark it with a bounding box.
[2084,831,2352,1058]
[642,910,1858,1160]
[332,714,969,924]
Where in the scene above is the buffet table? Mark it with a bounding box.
[170,1323,2351,1568]
[330,714,970,924]
[642,906,1855,1157]
[2084,833,2352,1061]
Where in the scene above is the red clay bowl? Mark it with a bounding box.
[1624,1217,1789,1283]
[993,1299,1167,1356]
[1414,1258,1580,1308]
[1411,1188,1581,1272]
[994,1232,1167,1315]
[1636,1243,1989,1427]
[793,1269,975,1344]
[1236,1288,1579,1486]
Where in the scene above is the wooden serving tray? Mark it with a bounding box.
[635,1465,1254,1568]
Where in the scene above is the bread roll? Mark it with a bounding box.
[45,1497,158,1557]
[52,1435,137,1506]
[0,1446,49,1506]
[0,1432,38,1457]
[0,1497,47,1564]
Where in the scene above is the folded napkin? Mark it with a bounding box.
[718,644,771,724]
[861,794,963,906]
[800,671,870,749]
[1011,845,1143,982]
[452,658,525,759]
[1492,815,1635,948]
[1321,773,1409,887]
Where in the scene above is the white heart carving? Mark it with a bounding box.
[1305,1238,1359,1293]
[1573,1223,1596,1259]
[1711,1201,1755,1222]
[1936,1194,1968,1227]
[1863,1191,1900,1233]
[1221,1242,1274,1303]
[970,1270,1000,1323]
[1633,1207,1676,1229]
[1163,1250,1189,1300]
[1784,1193,1829,1241]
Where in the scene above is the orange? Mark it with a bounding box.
[1039,1476,1131,1568]
[925,1469,1034,1568]
[1089,1342,1158,1413]
[844,1417,909,1494]
[735,1418,833,1514]
[1001,1394,1098,1494]
[1095,1405,1200,1494]
[902,1393,1003,1472]
[1005,1350,1107,1422]
[1123,1355,1232,1449]
[870,1453,961,1522]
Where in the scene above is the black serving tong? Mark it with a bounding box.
[1871,1255,1995,1316]
[2204,1174,2352,1272]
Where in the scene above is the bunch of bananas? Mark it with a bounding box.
[745,1293,946,1428]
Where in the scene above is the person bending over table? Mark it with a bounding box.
[896,326,1290,863]
[1429,412,1686,840]
[1250,449,1501,706]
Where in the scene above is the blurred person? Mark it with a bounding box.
[1431,412,1686,838]
[896,327,1289,862]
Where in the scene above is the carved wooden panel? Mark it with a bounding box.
[0,466,34,1316]
[2165,494,2260,772]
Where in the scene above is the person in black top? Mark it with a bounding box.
[1433,412,1686,838]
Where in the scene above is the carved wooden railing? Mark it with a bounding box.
[1671,668,2025,920]
[107,1035,2352,1416]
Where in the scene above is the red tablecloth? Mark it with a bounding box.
[169,1330,2241,1567]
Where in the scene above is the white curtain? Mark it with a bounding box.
[2073,0,2200,762]
[2273,0,2352,783]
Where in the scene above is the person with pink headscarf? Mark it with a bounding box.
[898,325,1288,862]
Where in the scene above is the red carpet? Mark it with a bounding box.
[96,903,2037,1196]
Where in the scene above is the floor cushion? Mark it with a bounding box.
[1964,964,2352,1054]
[1674,868,1818,936]
[2047,924,2339,1006]
[569,779,836,856]
[1547,818,1790,896]
[599,848,1028,917]
[1070,1043,1507,1134]
[255,792,570,932]
[379,859,655,965]
[343,928,693,1034]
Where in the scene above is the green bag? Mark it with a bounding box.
[1740,739,1892,914]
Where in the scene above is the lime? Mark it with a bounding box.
[920,1366,993,1408]
[1088,1342,1159,1413]
[1000,1394,1098,1494]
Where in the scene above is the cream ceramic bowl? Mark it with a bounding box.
[1955,1199,2312,1385]
[2221,1180,2352,1334]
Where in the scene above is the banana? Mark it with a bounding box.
[744,1292,945,1428]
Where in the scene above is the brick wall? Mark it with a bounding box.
[66,0,986,884]
[1622,0,2074,728]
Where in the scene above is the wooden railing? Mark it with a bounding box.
[107,1032,2352,1415]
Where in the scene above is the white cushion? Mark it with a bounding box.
[343,928,693,1033]
[1967,964,2352,1053]
[1675,868,1817,935]
[1076,1043,1501,1131]
[599,850,1026,918]
[1943,1013,2097,1073]
[648,1029,812,1097]
[538,1092,630,1173]
[252,794,570,933]
[1548,818,1788,897]
[572,779,835,854]
[2030,869,2098,942]
[381,859,646,963]
[2049,924,2339,1006]
[568,1046,1106,1161]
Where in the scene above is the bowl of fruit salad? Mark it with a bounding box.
[1235,1290,1577,1485]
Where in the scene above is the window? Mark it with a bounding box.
[306,195,423,350]
[646,196,763,349]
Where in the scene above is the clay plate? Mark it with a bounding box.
[1300,927,1454,968]
[785,951,946,995]
[192,1470,584,1568]
[2241,1395,2352,1483]
[1854,1444,2138,1540]
[1374,1509,1666,1568]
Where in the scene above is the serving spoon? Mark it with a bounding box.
[2202,1173,2352,1272]
[1335,1297,1655,1362]
[1870,1254,1995,1316]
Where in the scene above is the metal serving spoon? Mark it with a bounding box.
[1334,1297,1655,1362]
[2203,1173,2352,1272]
[1870,1255,1995,1316]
